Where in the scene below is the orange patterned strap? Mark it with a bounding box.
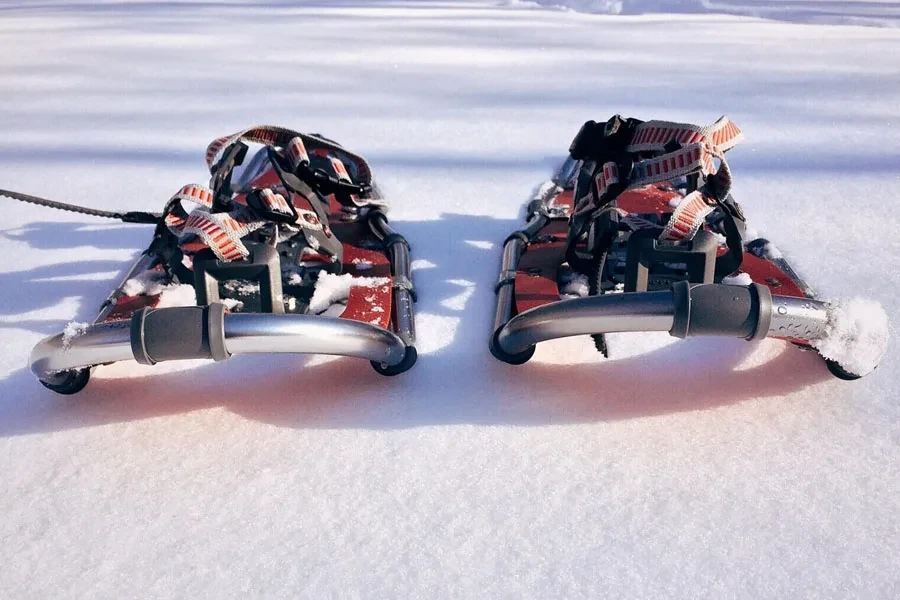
[590,116,743,242]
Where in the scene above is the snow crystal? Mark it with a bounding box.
[61,321,90,349]
[123,270,169,297]
[722,272,753,286]
[223,280,260,295]
[308,273,389,315]
[812,298,890,377]
[351,258,373,271]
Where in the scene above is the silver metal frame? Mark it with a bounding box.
[496,292,676,356]
[30,312,407,381]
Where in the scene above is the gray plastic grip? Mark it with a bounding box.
[670,283,769,340]
[131,304,230,365]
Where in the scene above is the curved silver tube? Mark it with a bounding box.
[223,314,406,363]
[30,321,134,378]
[496,292,676,356]
[30,313,407,381]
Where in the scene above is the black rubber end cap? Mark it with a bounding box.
[39,368,91,395]
[824,358,864,381]
[489,329,535,365]
[371,346,418,376]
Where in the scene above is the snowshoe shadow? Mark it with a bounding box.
[0,221,145,335]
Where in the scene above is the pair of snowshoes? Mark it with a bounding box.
[6,118,887,395]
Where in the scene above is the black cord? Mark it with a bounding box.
[1,188,160,224]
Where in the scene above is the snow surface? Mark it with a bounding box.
[1,1,900,598]
[508,0,900,26]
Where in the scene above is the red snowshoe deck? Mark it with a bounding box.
[101,194,394,328]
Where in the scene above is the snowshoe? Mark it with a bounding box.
[489,115,888,379]
[10,126,417,395]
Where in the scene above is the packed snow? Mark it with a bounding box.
[1,1,899,598]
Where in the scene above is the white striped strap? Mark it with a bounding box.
[286,136,310,170]
[180,208,265,262]
[627,116,743,154]
[659,190,715,242]
[163,183,216,232]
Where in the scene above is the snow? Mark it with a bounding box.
[308,272,390,315]
[511,0,900,26]
[814,297,891,376]
[1,1,900,598]
[61,320,89,349]
[722,271,753,285]
[122,269,168,297]
[154,283,197,308]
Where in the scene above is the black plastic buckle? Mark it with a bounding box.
[210,141,248,212]
[193,242,284,314]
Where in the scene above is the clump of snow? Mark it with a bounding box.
[762,241,783,259]
[722,272,753,286]
[61,321,90,349]
[813,298,890,377]
[308,273,389,315]
[531,179,561,201]
[668,196,685,208]
[557,265,590,299]
[560,273,589,297]
[124,270,196,307]
[123,270,169,297]
[221,298,244,312]
[155,285,198,308]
